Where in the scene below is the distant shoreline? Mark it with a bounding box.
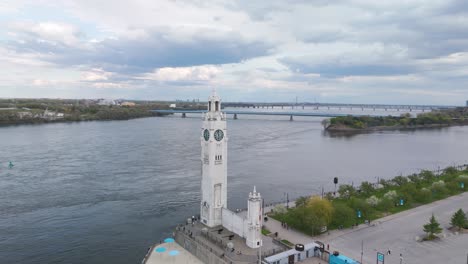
[324,108,468,133]
[325,123,458,133]
[0,98,206,128]
[0,115,163,127]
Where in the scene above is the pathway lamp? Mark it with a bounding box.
[333,177,338,193]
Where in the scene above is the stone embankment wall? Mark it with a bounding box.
[174,230,228,264]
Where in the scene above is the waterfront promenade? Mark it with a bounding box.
[263,192,468,264]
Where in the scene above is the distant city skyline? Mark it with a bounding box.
[1,1,468,105]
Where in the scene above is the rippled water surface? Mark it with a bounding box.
[1,114,468,263]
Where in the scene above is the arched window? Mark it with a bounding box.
[215,101,219,111]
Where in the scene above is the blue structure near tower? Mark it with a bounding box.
[329,253,358,264]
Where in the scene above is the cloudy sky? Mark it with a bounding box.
[1,0,468,104]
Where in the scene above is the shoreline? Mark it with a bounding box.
[325,123,465,133]
[0,113,171,127]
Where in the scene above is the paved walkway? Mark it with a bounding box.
[264,216,313,245]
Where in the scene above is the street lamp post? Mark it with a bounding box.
[360,240,363,264]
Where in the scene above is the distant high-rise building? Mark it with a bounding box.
[466,100,468,107]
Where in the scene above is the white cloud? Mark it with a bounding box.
[81,68,113,81]
[92,82,126,89]
[32,79,53,86]
[139,65,221,82]
[10,21,83,47]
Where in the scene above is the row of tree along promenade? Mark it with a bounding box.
[268,165,468,238]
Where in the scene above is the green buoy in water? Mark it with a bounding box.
[8,161,14,169]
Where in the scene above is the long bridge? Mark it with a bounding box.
[151,109,386,121]
[220,102,458,111]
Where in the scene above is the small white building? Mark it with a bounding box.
[97,99,117,106]
[43,109,64,120]
[169,104,177,108]
[264,242,322,264]
[17,112,33,119]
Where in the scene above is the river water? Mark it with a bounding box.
[1,111,468,263]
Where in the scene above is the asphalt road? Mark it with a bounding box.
[327,192,468,264]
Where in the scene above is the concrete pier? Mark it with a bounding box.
[170,221,286,264]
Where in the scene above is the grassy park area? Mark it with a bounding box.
[270,166,468,236]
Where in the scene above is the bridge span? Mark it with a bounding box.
[221,102,457,111]
[151,109,385,121]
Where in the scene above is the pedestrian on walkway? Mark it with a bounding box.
[387,249,391,255]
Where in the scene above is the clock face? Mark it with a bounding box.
[203,129,210,141]
[214,129,224,141]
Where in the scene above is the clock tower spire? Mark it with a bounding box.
[200,89,227,227]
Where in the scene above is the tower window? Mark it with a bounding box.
[215,155,223,165]
[215,101,219,111]
[208,102,212,111]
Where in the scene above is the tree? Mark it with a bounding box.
[423,214,442,240]
[338,184,356,199]
[359,181,375,197]
[392,176,408,186]
[414,188,432,203]
[383,190,398,203]
[273,204,287,214]
[307,196,334,225]
[366,195,380,207]
[450,209,467,230]
[287,206,325,235]
[321,119,330,129]
[295,196,308,208]
[331,203,355,228]
[420,170,435,183]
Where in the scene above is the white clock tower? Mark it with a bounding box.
[200,90,227,227]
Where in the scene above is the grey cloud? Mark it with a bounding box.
[280,57,415,77]
[6,27,272,74]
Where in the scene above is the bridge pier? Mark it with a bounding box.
[281,106,284,109]
[182,113,186,118]
[289,115,294,121]
[233,113,238,120]
[302,105,305,109]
